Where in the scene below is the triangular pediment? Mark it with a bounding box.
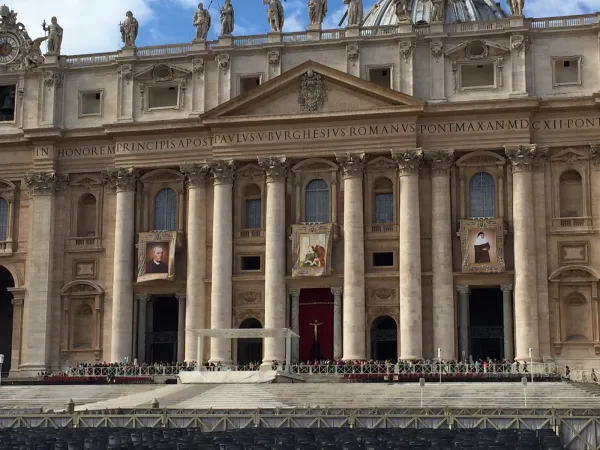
[134,63,191,82]
[202,60,424,123]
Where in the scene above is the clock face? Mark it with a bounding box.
[0,35,19,65]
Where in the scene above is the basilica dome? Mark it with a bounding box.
[362,0,508,26]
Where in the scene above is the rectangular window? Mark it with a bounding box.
[240,76,261,95]
[147,85,179,109]
[460,63,495,89]
[245,199,261,229]
[553,57,581,86]
[0,85,16,122]
[79,90,103,117]
[373,252,394,267]
[374,193,394,224]
[241,256,261,271]
[368,67,392,88]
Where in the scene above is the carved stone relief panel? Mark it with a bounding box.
[558,241,589,266]
[73,259,98,279]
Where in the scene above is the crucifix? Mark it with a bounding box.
[309,320,323,341]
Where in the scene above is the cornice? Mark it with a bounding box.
[203,106,424,127]
[21,127,64,141]
[103,118,206,136]
[425,97,540,116]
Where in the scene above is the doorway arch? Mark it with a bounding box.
[0,265,15,375]
[238,318,263,366]
[370,315,398,362]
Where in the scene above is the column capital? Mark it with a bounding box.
[7,287,25,301]
[180,162,210,188]
[209,159,236,185]
[590,143,600,169]
[24,171,68,196]
[391,148,423,177]
[456,284,470,295]
[102,167,139,192]
[335,152,367,179]
[136,293,152,303]
[330,286,343,296]
[533,146,549,173]
[257,156,288,183]
[500,284,513,293]
[504,145,539,173]
[176,293,186,303]
[426,150,455,177]
[288,288,301,297]
[11,297,24,307]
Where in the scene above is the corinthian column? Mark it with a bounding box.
[20,171,67,374]
[391,149,423,360]
[331,287,343,360]
[427,151,456,359]
[258,156,288,364]
[505,145,540,361]
[335,152,367,361]
[208,160,236,364]
[103,167,139,363]
[180,163,210,362]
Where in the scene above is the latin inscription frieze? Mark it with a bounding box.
[41,116,600,158]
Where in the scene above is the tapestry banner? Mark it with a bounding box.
[292,223,333,277]
[460,219,505,273]
[137,231,177,282]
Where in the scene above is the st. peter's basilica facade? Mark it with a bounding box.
[0,0,600,376]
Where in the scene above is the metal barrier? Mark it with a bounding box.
[0,407,598,449]
[63,362,561,378]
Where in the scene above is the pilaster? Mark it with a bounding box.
[509,34,530,97]
[500,284,514,361]
[398,40,415,95]
[505,145,540,361]
[216,54,231,105]
[180,163,210,361]
[532,149,551,358]
[391,149,423,360]
[39,67,64,127]
[191,58,206,115]
[331,287,343,360]
[289,288,301,363]
[429,41,446,102]
[267,50,281,80]
[176,293,186,363]
[136,294,151,362]
[335,152,367,361]
[117,63,134,121]
[20,171,67,375]
[427,150,456,359]
[208,160,236,364]
[456,285,470,361]
[258,156,289,364]
[346,44,360,78]
[7,288,25,376]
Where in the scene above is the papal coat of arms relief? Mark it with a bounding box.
[298,69,328,112]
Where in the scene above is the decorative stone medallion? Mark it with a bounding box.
[298,70,328,112]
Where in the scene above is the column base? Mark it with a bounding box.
[14,364,48,378]
[208,359,233,366]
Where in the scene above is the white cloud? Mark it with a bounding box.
[524,0,597,16]
[11,0,156,55]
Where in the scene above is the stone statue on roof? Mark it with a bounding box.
[508,0,524,16]
[344,0,363,26]
[220,0,234,35]
[262,0,284,32]
[194,2,211,40]
[42,16,63,55]
[308,0,327,26]
[393,0,412,23]
[120,11,139,48]
[430,0,445,23]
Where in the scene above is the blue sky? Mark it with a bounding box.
[14,0,598,55]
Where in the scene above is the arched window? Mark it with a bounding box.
[305,179,329,223]
[0,197,7,241]
[243,184,262,229]
[373,178,394,224]
[559,170,583,218]
[77,194,97,237]
[154,188,178,231]
[469,172,495,218]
